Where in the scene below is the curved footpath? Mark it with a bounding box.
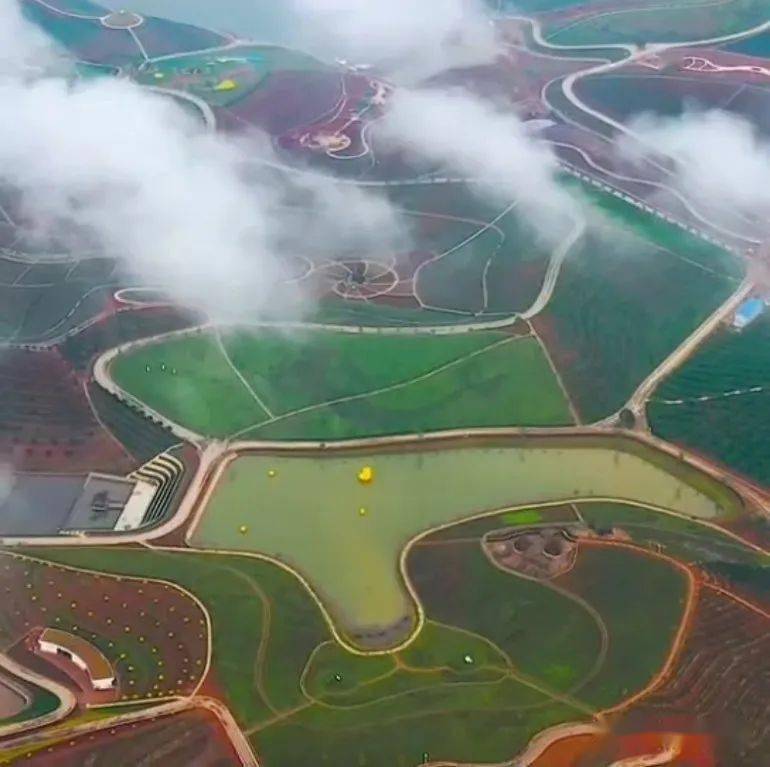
[0,653,76,741]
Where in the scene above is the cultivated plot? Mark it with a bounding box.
[541,0,769,47]
[649,315,770,487]
[0,552,208,703]
[534,190,741,422]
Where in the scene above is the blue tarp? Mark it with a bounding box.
[735,298,764,327]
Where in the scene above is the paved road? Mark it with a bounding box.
[0,653,76,740]
[625,277,753,425]
[0,695,259,766]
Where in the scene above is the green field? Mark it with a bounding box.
[111,329,574,439]
[575,72,730,122]
[648,317,770,487]
[724,29,770,58]
[20,511,701,767]
[191,439,737,639]
[535,189,741,423]
[367,183,561,322]
[555,545,687,707]
[544,0,768,46]
[408,541,604,694]
[301,621,509,705]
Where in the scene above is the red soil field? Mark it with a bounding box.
[614,586,770,766]
[530,732,608,766]
[0,553,208,703]
[277,74,385,161]
[220,70,343,137]
[16,708,240,767]
[0,348,134,474]
[431,47,594,117]
[530,729,715,766]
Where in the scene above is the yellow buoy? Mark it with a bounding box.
[357,466,374,484]
[214,78,238,92]
[239,525,248,534]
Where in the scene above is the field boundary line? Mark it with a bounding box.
[590,539,699,717]
[520,214,585,321]
[214,330,275,419]
[622,276,753,424]
[480,544,609,711]
[228,334,529,439]
[704,581,770,621]
[413,200,518,310]
[218,563,279,716]
[530,325,581,425]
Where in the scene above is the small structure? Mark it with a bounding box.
[733,298,765,330]
[38,628,115,691]
[63,473,139,533]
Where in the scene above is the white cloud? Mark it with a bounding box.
[0,0,409,320]
[2,0,583,324]
[379,87,580,233]
[626,109,770,226]
[291,0,500,79]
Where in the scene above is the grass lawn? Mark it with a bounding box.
[245,336,573,439]
[112,329,574,439]
[557,544,688,708]
[191,441,732,638]
[111,334,268,437]
[408,541,604,695]
[253,686,576,767]
[302,621,509,705]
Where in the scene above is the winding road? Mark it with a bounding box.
[6,5,770,767]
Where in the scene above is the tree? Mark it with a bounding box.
[618,408,636,429]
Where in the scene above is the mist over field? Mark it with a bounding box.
[380,87,580,234]
[292,0,500,79]
[0,1,408,319]
[2,0,592,321]
[626,109,770,230]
